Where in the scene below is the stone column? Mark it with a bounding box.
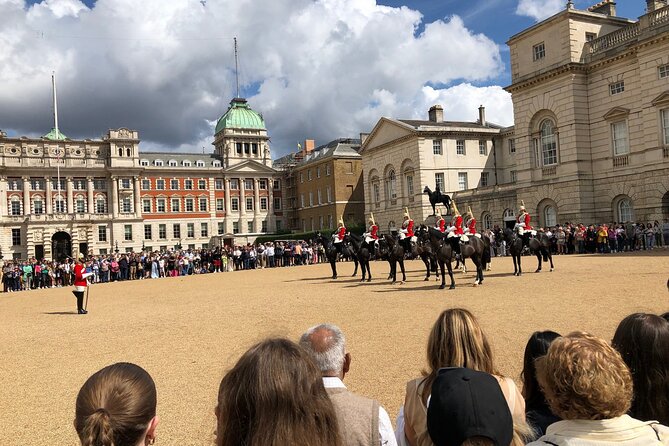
[87,177,94,215]
[134,176,141,217]
[0,176,8,217]
[254,178,260,218]
[268,182,275,233]
[66,177,74,214]
[111,176,119,218]
[45,176,53,214]
[22,177,30,215]
[224,178,231,234]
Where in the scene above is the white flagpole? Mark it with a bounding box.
[52,72,61,210]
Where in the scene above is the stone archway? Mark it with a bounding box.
[51,231,72,261]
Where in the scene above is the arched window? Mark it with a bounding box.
[33,196,44,215]
[126,148,131,157]
[483,213,493,230]
[212,160,221,167]
[544,205,557,227]
[196,160,205,167]
[10,196,22,215]
[386,170,397,200]
[140,159,149,166]
[503,208,514,219]
[388,220,396,231]
[540,120,558,166]
[618,198,634,223]
[182,160,192,167]
[154,159,163,167]
[168,159,177,167]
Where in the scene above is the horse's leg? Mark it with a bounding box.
[447,259,455,289]
[390,259,396,284]
[535,251,542,273]
[512,255,518,275]
[422,255,430,281]
[438,259,446,289]
[399,259,406,283]
[547,250,554,272]
[517,254,522,276]
[472,257,482,285]
[359,258,366,282]
[352,257,358,276]
[331,259,337,279]
[367,260,372,282]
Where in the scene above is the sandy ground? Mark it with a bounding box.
[0,252,668,445]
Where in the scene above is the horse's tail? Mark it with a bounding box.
[542,251,548,262]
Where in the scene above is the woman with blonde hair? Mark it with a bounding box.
[74,362,158,446]
[397,308,525,446]
[215,337,341,446]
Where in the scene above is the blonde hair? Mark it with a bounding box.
[421,308,497,402]
[74,362,156,446]
[536,331,632,420]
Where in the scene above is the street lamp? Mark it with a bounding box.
[141,241,146,252]
[114,241,119,254]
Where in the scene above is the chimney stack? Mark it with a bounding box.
[478,105,486,127]
[646,0,666,12]
[588,0,616,16]
[428,105,444,123]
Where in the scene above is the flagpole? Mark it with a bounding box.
[52,72,61,209]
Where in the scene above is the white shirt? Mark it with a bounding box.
[322,377,397,446]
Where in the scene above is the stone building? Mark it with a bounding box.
[0,97,284,260]
[363,0,669,231]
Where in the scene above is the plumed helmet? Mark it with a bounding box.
[467,206,473,217]
[451,200,460,216]
[519,200,526,212]
[404,207,410,219]
[338,216,344,226]
[369,213,375,225]
[435,207,442,218]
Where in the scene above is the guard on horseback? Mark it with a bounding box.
[464,206,481,239]
[435,208,446,233]
[363,213,379,248]
[515,200,537,247]
[446,200,464,259]
[399,207,416,253]
[333,216,346,254]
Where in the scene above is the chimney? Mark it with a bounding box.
[428,105,444,123]
[646,0,666,12]
[300,139,315,157]
[588,0,616,16]
[478,105,486,126]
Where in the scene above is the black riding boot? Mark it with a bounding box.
[73,291,87,314]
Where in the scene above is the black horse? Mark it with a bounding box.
[503,228,524,276]
[315,233,358,279]
[416,225,439,282]
[379,235,407,284]
[423,186,452,216]
[421,227,456,289]
[456,234,491,286]
[344,233,373,282]
[528,232,555,273]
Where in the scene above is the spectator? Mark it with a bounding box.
[526,331,669,445]
[612,313,669,426]
[74,362,158,446]
[215,338,341,446]
[299,323,397,446]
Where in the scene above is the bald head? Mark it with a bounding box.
[299,324,347,376]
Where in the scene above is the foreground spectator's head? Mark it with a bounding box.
[299,323,350,378]
[612,313,669,425]
[521,330,561,408]
[74,362,158,446]
[215,338,341,446]
[536,331,632,421]
[427,368,519,446]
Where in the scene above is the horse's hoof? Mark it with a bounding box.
[550,268,554,272]
[449,284,456,290]
[391,281,396,284]
[439,284,446,289]
[367,278,371,282]
[424,277,429,282]
[399,281,404,285]
[535,269,541,273]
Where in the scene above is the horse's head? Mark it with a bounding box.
[423,186,431,194]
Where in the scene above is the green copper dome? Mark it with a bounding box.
[43,128,68,140]
[215,98,265,134]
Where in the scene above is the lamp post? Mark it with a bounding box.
[114,241,119,254]
[141,241,145,252]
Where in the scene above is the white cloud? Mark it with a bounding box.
[420,84,513,127]
[0,0,508,156]
[516,0,564,22]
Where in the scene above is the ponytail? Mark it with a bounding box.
[80,408,115,446]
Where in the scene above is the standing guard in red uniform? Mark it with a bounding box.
[72,253,93,314]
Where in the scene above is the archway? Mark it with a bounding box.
[52,231,72,261]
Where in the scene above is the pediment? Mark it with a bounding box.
[360,118,416,153]
[225,159,277,174]
[603,106,630,121]
[651,91,669,106]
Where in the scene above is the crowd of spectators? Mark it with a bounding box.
[73,308,669,446]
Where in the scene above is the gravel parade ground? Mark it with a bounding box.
[1,252,667,445]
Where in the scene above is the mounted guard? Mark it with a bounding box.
[399,207,416,252]
[446,200,464,258]
[363,213,379,247]
[435,207,446,233]
[464,206,481,239]
[515,200,537,246]
[333,216,346,253]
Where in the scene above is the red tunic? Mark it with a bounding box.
[402,219,414,237]
[517,213,532,230]
[437,218,446,233]
[369,224,379,240]
[73,264,88,288]
[453,216,464,235]
[337,227,346,240]
[467,218,477,234]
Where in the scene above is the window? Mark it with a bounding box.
[309,192,313,207]
[183,160,193,167]
[76,198,86,213]
[199,197,208,212]
[124,225,133,241]
[140,159,149,166]
[479,140,487,155]
[456,140,465,155]
[200,222,208,237]
[326,186,332,203]
[10,199,21,215]
[121,178,131,189]
[246,197,253,211]
[480,172,489,187]
[259,179,267,190]
[98,226,107,242]
[276,220,283,232]
[610,81,625,95]
[187,223,195,238]
[93,179,106,190]
[216,198,224,211]
[612,121,629,156]
[386,170,397,200]
[508,138,516,154]
[54,197,65,213]
[544,206,557,227]
[245,179,253,190]
[73,179,86,190]
[33,198,44,215]
[661,109,669,146]
[300,173,304,183]
[122,197,132,213]
[218,222,225,235]
[244,143,250,154]
[96,198,107,214]
[230,179,239,190]
[326,164,331,176]
[173,224,181,239]
[274,197,281,210]
[143,199,151,213]
[156,199,166,213]
[52,179,65,191]
[510,170,517,183]
[346,161,353,173]
[11,228,21,246]
[300,194,305,208]
[144,224,152,240]
[435,173,444,191]
[660,64,669,79]
[156,179,165,190]
[196,160,205,167]
[141,179,150,190]
[458,172,468,191]
[185,180,193,190]
[154,160,163,166]
[232,222,240,234]
[248,221,254,233]
[260,197,268,210]
[483,214,493,230]
[273,179,281,190]
[215,179,223,190]
[231,197,239,211]
[198,179,206,190]
[540,120,558,166]
[317,190,322,205]
[307,170,312,181]
[433,139,442,155]
[406,175,414,198]
[586,32,597,42]
[251,143,258,155]
[170,179,179,190]
[262,221,268,233]
[316,167,321,178]
[185,198,194,212]
[158,224,167,239]
[533,42,545,61]
[618,198,634,222]
[30,179,44,190]
[171,198,180,212]
[236,143,242,154]
[373,183,380,208]
[168,159,177,167]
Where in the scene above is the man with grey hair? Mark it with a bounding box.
[300,323,397,446]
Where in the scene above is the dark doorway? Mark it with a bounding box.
[52,232,72,261]
[663,192,669,219]
[504,219,516,230]
[79,243,88,257]
[35,245,44,261]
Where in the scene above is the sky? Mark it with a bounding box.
[1,0,646,157]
